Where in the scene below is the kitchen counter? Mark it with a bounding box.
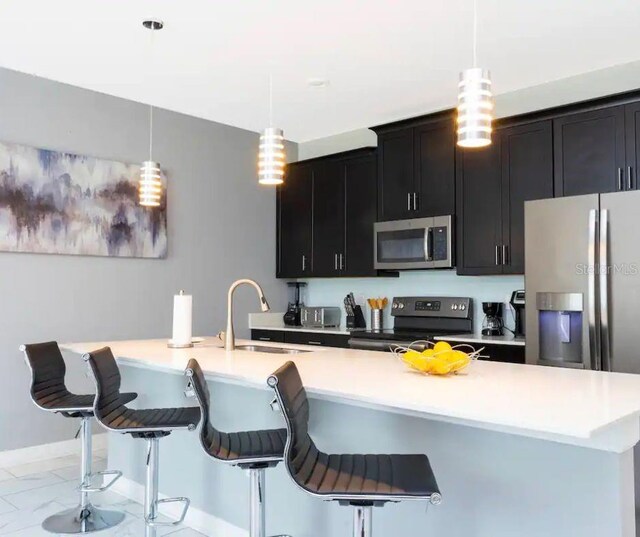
[434,332,526,347]
[63,337,638,452]
[62,337,640,537]
[249,312,354,335]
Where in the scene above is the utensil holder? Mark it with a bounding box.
[371,309,383,331]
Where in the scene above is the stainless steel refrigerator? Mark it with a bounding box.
[525,191,640,373]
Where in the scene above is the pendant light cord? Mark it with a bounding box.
[473,0,478,67]
[148,25,155,161]
[268,74,274,127]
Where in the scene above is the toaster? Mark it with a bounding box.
[300,307,341,328]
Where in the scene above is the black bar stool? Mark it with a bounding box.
[21,341,135,534]
[267,361,441,537]
[184,358,290,537]
[83,347,200,537]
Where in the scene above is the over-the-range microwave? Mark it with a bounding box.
[374,216,454,270]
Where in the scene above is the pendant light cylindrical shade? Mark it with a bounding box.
[258,127,285,185]
[457,67,493,148]
[139,160,162,207]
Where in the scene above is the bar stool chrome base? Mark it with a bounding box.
[42,504,126,534]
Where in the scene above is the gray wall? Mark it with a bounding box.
[0,67,294,451]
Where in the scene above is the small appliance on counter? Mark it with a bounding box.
[349,296,473,352]
[510,290,525,337]
[344,293,366,329]
[481,302,504,336]
[301,306,341,328]
[283,282,307,327]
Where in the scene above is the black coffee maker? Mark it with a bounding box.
[510,290,526,337]
[482,302,504,336]
[283,282,307,327]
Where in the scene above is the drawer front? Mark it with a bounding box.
[283,331,350,349]
[478,343,525,364]
[250,330,286,344]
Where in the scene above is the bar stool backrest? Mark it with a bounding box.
[184,359,218,454]
[83,347,125,424]
[21,341,68,410]
[267,361,319,483]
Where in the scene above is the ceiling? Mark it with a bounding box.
[0,0,639,142]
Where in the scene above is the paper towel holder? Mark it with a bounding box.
[168,290,195,348]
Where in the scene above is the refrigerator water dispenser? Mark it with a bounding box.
[536,292,584,367]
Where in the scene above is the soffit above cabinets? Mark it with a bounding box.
[0,0,639,142]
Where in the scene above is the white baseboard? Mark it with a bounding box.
[0,433,108,468]
[111,476,247,537]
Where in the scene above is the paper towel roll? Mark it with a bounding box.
[172,291,192,345]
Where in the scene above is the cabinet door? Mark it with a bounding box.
[378,129,415,221]
[343,154,377,276]
[277,163,313,278]
[312,160,345,277]
[501,121,554,274]
[554,106,625,196]
[624,102,640,190]
[414,119,456,216]
[456,139,503,275]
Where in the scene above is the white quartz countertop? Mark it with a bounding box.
[249,312,352,335]
[62,337,640,453]
[434,333,526,347]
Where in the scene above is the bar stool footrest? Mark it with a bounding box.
[145,497,190,527]
[79,470,122,493]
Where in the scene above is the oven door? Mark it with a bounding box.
[374,216,453,270]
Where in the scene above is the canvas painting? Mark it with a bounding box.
[0,141,167,258]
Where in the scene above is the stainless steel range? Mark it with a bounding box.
[348,296,473,352]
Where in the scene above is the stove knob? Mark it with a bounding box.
[392,303,398,309]
[460,304,466,311]
[452,304,458,310]
[398,303,405,309]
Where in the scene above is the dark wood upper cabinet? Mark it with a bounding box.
[377,130,414,221]
[625,102,640,190]
[554,106,626,196]
[277,163,313,278]
[414,119,456,217]
[312,159,345,277]
[375,117,456,222]
[344,154,378,277]
[501,121,554,274]
[277,148,378,279]
[456,139,503,275]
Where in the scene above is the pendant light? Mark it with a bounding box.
[139,19,164,207]
[457,0,494,148]
[258,75,286,186]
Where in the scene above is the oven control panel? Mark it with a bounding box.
[391,297,472,319]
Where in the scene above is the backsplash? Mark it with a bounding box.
[299,270,524,334]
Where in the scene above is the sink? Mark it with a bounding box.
[235,344,311,355]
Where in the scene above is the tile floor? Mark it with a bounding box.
[0,448,206,537]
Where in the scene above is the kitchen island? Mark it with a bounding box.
[63,337,640,537]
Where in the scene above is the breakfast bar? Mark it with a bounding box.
[63,337,640,537]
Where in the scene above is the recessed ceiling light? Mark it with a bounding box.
[307,78,330,88]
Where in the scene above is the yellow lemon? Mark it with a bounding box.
[403,350,431,373]
[433,341,452,355]
[448,350,471,372]
[422,348,435,358]
[429,357,453,375]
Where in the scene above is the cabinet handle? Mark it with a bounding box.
[339,253,344,270]
[502,245,508,265]
[258,337,272,342]
[302,255,306,272]
[495,245,501,266]
[334,253,338,271]
[307,341,323,346]
[628,166,633,190]
[618,168,624,191]
[413,192,418,211]
[407,192,412,211]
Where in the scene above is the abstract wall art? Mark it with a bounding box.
[0,141,167,258]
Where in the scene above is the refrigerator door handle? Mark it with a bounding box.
[599,209,611,371]
[588,209,601,371]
